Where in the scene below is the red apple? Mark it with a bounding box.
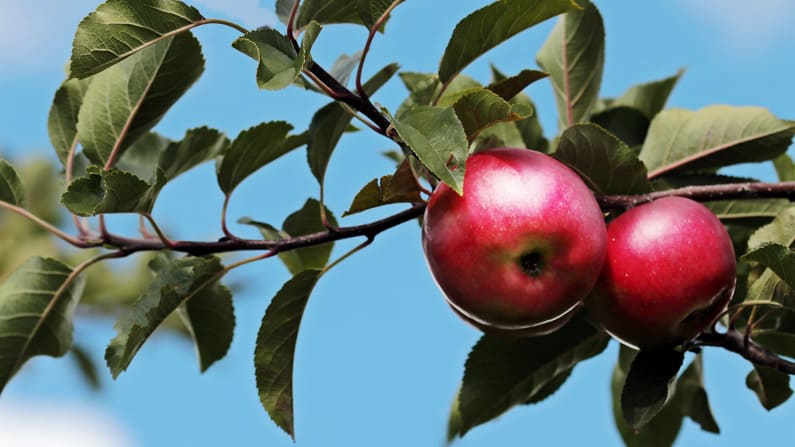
[422,147,607,333]
[587,197,736,349]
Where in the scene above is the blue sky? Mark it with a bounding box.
[1,1,795,446]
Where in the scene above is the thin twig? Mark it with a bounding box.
[99,204,425,256]
[597,181,795,210]
[695,329,795,374]
[0,201,101,248]
[356,0,402,100]
[306,61,391,131]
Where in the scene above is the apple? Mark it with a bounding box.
[587,197,736,350]
[446,299,581,337]
[422,147,607,333]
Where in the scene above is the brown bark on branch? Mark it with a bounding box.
[597,181,795,210]
[100,203,425,256]
[695,330,795,375]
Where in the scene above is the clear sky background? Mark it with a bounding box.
[1,1,795,446]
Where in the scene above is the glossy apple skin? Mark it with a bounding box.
[422,147,607,331]
[448,299,582,337]
[587,197,736,350]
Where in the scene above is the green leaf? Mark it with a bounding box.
[398,72,441,110]
[621,348,684,429]
[0,257,86,393]
[275,0,295,24]
[239,227,280,271]
[391,106,468,195]
[487,69,548,101]
[282,0,397,31]
[446,393,463,444]
[69,0,205,78]
[216,121,296,195]
[105,255,226,378]
[70,127,227,215]
[537,0,605,129]
[343,159,423,216]
[487,67,548,152]
[295,0,361,30]
[748,207,795,250]
[0,159,26,207]
[255,269,323,439]
[439,0,575,85]
[452,88,533,141]
[77,32,205,166]
[676,355,720,433]
[70,344,102,390]
[590,106,650,148]
[114,132,171,180]
[282,199,338,273]
[177,278,235,372]
[744,268,795,310]
[654,175,787,225]
[639,106,795,179]
[48,77,93,164]
[307,63,399,185]
[706,199,791,223]
[328,52,363,86]
[356,0,402,30]
[61,167,162,216]
[116,127,229,183]
[524,367,573,405]
[474,122,526,152]
[159,127,229,181]
[773,154,795,181]
[746,365,793,410]
[513,95,549,152]
[553,123,651,194]
[743,243,795,290]
[612,69,684,119]
[232,22,321,90]
[611,346,684,447]
[452,318,609,436]
[238,219,302,274]
[240,199,338,275]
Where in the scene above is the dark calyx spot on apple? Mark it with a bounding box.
[519,251,544,277]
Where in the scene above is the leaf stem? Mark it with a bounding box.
[286,0,302,51]
[141,213,176,248]
[204,18,249,35]
[0,200,101,248]
[322,237,374,274]
[355,0,402,101]
[65,138,93,238]
[221,195,238,240]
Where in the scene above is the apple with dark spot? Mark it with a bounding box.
[422,147,607,335]
[587,196,736,349]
